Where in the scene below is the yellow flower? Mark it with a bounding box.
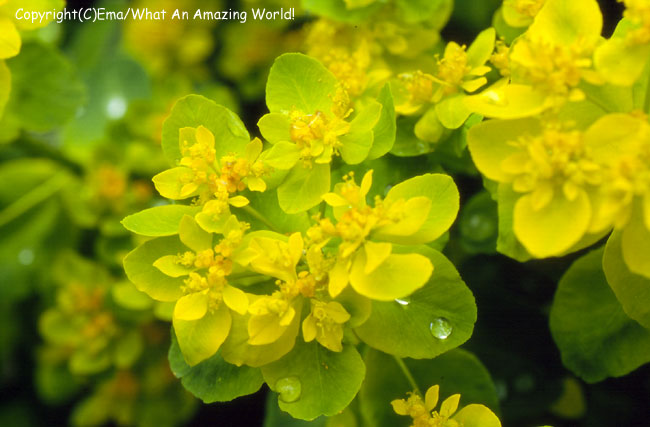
[314,170,435,300]
[584,113,650,278]
[153,125,268,232]
[502,0,546,27]
[392,385,501,427]
[620,0,650,45]
[302,299,350,352]
[152,215,250,366]
[468,118,607,257]
[395,29,494,116]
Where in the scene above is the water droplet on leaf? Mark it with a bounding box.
[429,317,452,339]
[106,96,127,119]
[276,376,301,403]
[395,298,410,306]
[18,248,34,266]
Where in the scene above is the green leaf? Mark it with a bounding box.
[414,107,446,143]
[339,130,373,165]
[620,203,650,279]
[495,184,532,262]
[378,174,459,244]
[367,84,397,159]
[111,281,153,311]
[395,0,453,26]
[359,348,499,427]
[169,331,264,403]
[258,113,292,144]
[436,95,472,129]
[263,393,328,427]
[121,205,200,236]
[179,214,212,252]
[266,53,338,114]
[162,95,249,166]
[123,236,186,302]
[5,42,85,131]
[263,141,301,170]
[355,246,476,358]
[0,61,9,118]
[603,231,650,330]
[550,247,650,382]
[261,341,366,421]
[237,190,311,234]
[278,163,330,214]
[391,115,440,157]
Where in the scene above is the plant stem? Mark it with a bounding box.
[0,172,71,228]
[242,204,280,232]
[586,94,613,114]
[393,355,422,396]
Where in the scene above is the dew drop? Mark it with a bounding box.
[276,376,301,403]
[18,248,34,266]
[394,298,410,306]
[429,317,452,340]
[106,96,127,119]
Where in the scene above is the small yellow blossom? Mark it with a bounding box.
[620,0,650,45]
[509,37,599,105]
[313,170,434,300]
[302,299,350,352]
[154,125,268,232]
[392,385,501,427]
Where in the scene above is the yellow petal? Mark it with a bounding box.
[0,19,20,59]
[247,176,266,192]
[173,293,208,321]
[153,255,194,278]
[288,232,304,265]
[223,285,248,315]
[349,252,433,301]
[363,241,392,274]
[323,192,350,207]
[248,313,289,345]
[467,117,542,182]
[302,314,317,342]
[391,399,411,416]
[245,138,263,161]
[440,393,461,417]
[453,404,502,427]
[195,125,215,147]
[514,190,590,258]
[328,258,350,297]
[174,304,231,366]
[425,385,440,411]
[324,301,351,324]
[360,170,373,199]
[228,195,250,207]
